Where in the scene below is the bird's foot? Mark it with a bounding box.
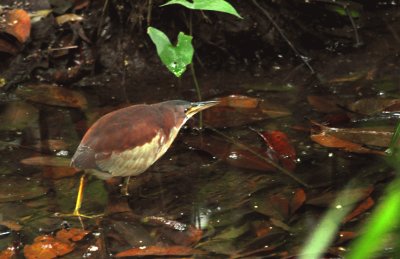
[54,210,103,219]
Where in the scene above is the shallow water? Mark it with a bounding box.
[1,7,400,257]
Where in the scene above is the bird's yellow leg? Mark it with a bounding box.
[121,176,131,196]
[55,174,102,219]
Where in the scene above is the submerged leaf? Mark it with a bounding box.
[203,96,290,128]
[184,135,276,171]
[307,186,373,207]
[0,102,39,131]
[290,188,306,214]
[0,177,47,203]
[20,156,71,167]
[347,98,400,115]
[16,83,88,109]
[343,197,374,223]
[0,38,19,54]
[217,95,260,108]
[307,95,343,113]
[213,223,249,240]
[115,246,205,257]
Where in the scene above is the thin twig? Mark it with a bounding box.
[147,0,153,26]
[252,0,315,74]
[311,0,362,47]
[97,0,109,38]
[188,12,204,128]
[47,45,79,52]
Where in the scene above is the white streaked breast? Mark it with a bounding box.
[95,127,181,177]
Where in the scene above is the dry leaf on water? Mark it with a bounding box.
[23,228,90,259]
[115,246,206,257]
[0,246,16,259]
[24,236,74,259]
[3,9,31,43]
[311,122,387,155]
[55,228,90,243]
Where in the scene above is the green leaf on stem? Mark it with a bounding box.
[162,0,242,19]
[147,27,194,77]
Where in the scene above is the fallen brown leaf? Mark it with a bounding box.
[0,246,16,259]
[4,9,31,43]
[55,228,90,243]
[115,246,205,257]
[311,133,385,155]
[311,121,394,148]
[24,235,74,259]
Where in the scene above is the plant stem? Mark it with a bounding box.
[188,12,203,128]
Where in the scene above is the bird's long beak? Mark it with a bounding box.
[185,100,220,117]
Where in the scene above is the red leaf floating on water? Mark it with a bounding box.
[115,246,205,257]
[258,130,297,171]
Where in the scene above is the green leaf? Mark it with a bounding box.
[147,27,194,77]
[162,0,242,19]
[326,5,361,18]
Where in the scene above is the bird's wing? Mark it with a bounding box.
[71,105,167,171]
